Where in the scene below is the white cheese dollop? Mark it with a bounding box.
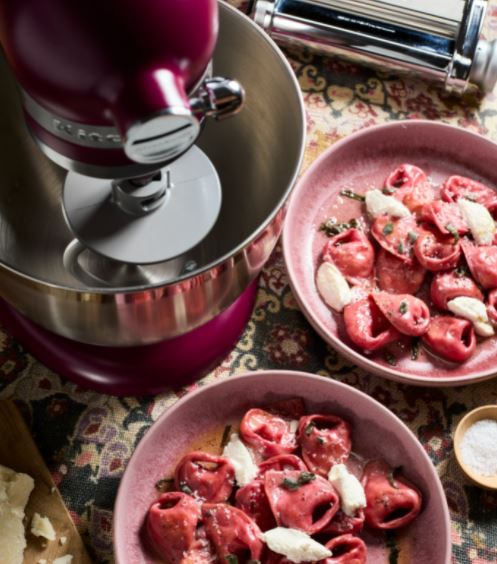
[316,262,352,313]
[458,198,496,245]
[365,189,410,218]
[263,527,331,563]
[289,419,299,433]
[328,464,367,517]
[447,296,494,337]
[222,433,258,487]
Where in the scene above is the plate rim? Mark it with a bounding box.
[283,119,497,387]
[113,369,452,564]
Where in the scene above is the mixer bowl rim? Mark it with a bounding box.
[0,0,306,296]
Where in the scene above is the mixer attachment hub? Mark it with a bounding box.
[62,146,221,265]
[112,171,169,216]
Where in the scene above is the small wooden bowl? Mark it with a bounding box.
[454,405,497,489]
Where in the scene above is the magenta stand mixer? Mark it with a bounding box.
[0,0,305,394]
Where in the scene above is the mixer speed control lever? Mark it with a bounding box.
[191,77,245,120]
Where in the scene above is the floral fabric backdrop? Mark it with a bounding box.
[2,1,497,563]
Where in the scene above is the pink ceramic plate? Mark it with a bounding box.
[283,120,497,386]
[113,371,451,563]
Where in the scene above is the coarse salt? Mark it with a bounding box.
[460,419,497,476]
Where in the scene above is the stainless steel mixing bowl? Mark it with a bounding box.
[0,2,305,346]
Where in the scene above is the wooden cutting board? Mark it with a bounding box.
[0,400,92,563]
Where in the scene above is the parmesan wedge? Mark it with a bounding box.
[365,189,410,218]
[447,297,494,337]
[458,198,496,245]
[31,512,56,541]
[0,464,34,564]
[316,262,352,312]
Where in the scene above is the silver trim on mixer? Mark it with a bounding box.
[21,68,245,169]
[31,139,164,179]
[123,107,201,165]
[124,76,246,164]
[191,77,246,120]
[22,91,123,148]
[19,62,214,153]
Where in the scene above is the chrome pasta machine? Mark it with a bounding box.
[251,0,497,93]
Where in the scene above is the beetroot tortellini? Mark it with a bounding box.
[316,164,497,364]
[320,508,365,537]
[420,200,468,236]
[147,492,202,563]
[461,239,497,290]
[320,534,367,564]
[372,292,430,337]
[362,460,422,530]
[422,316,476,363]
[235,479,276,532]
[376,248,426,295]
[414,229,461,271]
[385,163,434,213]
[298,414,352,476]
[441,175,497,212]
[240,408,298,458]
[385,163,427,192]
[258,454,307,476]
[147,404,425,564]
[322,228,374,283]
[371,215,418,263]
[264,469,340,534]
[174,451,235,502]
[487,289,497,324]
[431,270,483,310]
[343,296,401,352]
[202,503,264,562]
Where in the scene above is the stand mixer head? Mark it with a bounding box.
[0,0,245,264]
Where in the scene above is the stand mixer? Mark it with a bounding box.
[0,0,305,394]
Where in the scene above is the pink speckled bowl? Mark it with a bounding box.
[283,120,497,386]
[113,371,451,563]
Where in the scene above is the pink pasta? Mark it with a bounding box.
[315,165,497,363]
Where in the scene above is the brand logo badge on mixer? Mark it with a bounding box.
[52,119,122,146]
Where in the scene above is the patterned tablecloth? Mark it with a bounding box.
[2,1,497,563]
